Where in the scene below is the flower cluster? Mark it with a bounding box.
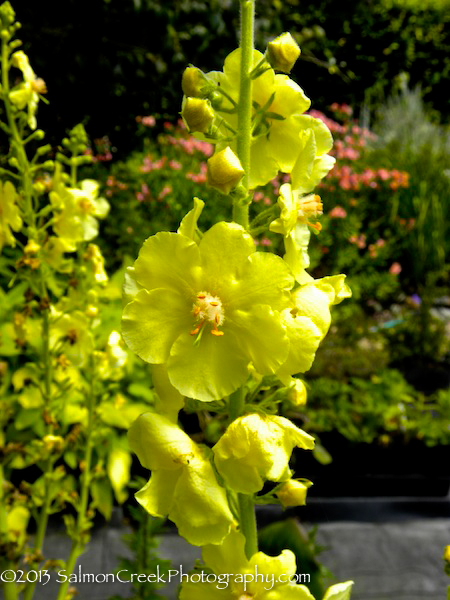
[121,12,353,600]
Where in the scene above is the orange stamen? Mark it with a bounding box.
[197,294,206,299]
[190,321,204,336]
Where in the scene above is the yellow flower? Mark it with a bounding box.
[50,311,93,367]
[84,243,108,283]
[212,413,314,494]
[9,51,46,130]
[51,180,109,251]
[276,275,351,385]
[212,49,311,188]
[180,529,316,600]
[276,479,312,507]
[129,412,235,546]
[107,445,131,504]
[0,181,22,251]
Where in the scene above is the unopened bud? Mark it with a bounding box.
[181,66,208,98]
[86,305,98,318]
[181,97,215,133]
[267,32,301,73]
[207,147,245,195]
[287,379,307,407]
[43,435,64,453]
[24,240,40,254]
[276,479,311,508]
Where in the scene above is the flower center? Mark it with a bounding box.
[191,291,225,339]
[297,193,323,232]
[79,198,94,213]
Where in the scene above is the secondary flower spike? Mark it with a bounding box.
[121,222,294,401]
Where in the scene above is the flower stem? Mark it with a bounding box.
[228,387,245,422]
[238,493,258,559]
[233,0,255,229]
[55,361,96,600]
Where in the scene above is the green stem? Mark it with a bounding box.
[238,493,258,559]
[228,387,245,422]
[23,306,53,600]
[1,37,35,224]
[55,363,95,600]
[233,0,255,228]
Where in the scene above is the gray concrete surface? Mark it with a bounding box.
[2,501,449,600]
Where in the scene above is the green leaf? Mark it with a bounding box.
[91,478,113,520]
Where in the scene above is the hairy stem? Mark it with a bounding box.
[233,0,255,228]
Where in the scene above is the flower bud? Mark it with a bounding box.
[24,239,40,254]
[276,479,311,507]
[267,32,301,73]
[207,147,245,195]
[181,97,215,133]
[287,379,307,407]
[181,66,208,98]
[43,434,64,453]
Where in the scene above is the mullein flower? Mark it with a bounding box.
[276,275,351,385]
[210,49,311,188]
[212,413,314,494]
[107,444,131,504]
[290,119,336,195]
[0,180,22,251]
[51,180,109,251]
[129,412,235,546]
[50,311,94,367]
[83,243,108,283]
[122,222,293,402]
[9,51,46,130]
[180,529,316,600]
[270,117,335,283]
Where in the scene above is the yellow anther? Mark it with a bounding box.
[210,301,219,306]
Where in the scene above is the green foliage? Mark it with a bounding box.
[302,369,450,446]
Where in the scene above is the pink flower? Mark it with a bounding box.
[377,168,391,181]
[389,262,402,275]
[141,116,156,127]
[169,160,182,170]
[158,185,172,200]
[330,206,347,218]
